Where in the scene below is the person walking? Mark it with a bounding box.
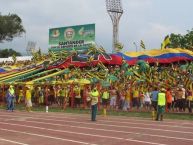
[6,85,15,112]
[156,88,166,121]
[90,87,99,121]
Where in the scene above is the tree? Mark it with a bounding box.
[0,48,21,58]
[0,13,25,42]
[167,28,193,51]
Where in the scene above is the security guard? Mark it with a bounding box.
[90,87,99,121]
[156,88,166,121]
[102,88,110,116]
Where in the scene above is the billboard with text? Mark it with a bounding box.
[49,24,95,52]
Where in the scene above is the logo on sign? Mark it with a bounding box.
[64,28,75,40]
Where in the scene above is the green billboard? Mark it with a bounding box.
[49,24,95,52]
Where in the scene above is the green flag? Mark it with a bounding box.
[140,40,146,50]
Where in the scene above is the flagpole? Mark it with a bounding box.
[133,42,138,52]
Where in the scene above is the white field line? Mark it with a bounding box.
[0,109,192,125]
[0,128,97,145]
[51,114,193,129]
[0,122,167,145]
[23,116,193,134]
[0,112,193,133]
[12,118,193,142]
[55,113,193,126]
[0,114,193,129]
[2,110,193,126]
[0,138,29,145]
[28,111,193,125]
[1,110,192,127]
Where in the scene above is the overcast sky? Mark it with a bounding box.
[0,0,193,55]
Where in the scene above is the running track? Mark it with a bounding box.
[0,110,193,145]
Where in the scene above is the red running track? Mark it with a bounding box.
[0,110,193,145]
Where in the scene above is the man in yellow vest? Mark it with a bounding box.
[102,88,110,116]
[156,88,166,121]
[90,87,99,121]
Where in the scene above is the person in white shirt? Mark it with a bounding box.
[144,90,151,111]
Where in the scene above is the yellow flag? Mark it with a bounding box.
[161,35,171,49]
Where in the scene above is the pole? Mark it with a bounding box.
[133,42,138,52]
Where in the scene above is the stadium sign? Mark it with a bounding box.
[49,24,95,52]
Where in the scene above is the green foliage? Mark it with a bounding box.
[0,13,25,42]
[137,60,150,73]
[12,54,17,64]
[0,48,21,58]
[168,28,193,51]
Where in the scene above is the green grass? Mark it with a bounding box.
[1,104,193,121]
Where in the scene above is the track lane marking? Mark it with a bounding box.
[0,138,29,145]
[0,113,192,130]
[1,110,193,125]
[27,111,193,125]
[4,113,193,134]
[0,122,167,145]
[19,119,193,142]
[3,118,193,142]
[0,113,193,135]
[0,128,97,145]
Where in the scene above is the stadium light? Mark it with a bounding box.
[106,0,123,53]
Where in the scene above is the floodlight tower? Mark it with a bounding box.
[106,0,123,53]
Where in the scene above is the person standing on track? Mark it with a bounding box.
[156,88,166,121]
[90,87,99,121]
[6,85,15,112]
[101,87,110,116]
[151,87,159,120]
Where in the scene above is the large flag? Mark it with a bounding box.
[161,35,171,49]
[140,40,146,50]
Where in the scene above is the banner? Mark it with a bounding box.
[49,24,95,52]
